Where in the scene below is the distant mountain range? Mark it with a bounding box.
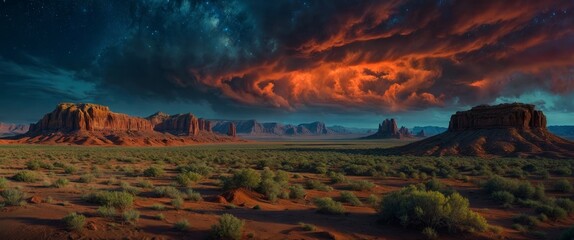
[0,122,29,137]
[548,126,574,140]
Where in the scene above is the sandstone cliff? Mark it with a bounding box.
[362,118,412,139]
[12,103,240,146]
[29,103,154,133]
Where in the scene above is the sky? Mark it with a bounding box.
[0,0,573,128]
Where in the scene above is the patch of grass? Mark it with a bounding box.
[210,214,244,240]
[171,197,184,210]
[154,186,183,199]
[365,194,380,207]
[380,185,487,233]
[52,178,70,188]
[0,177,8,189]
[174,219,190,231]
[83,191,134,210]
[96,206,116,219]
[12,171,42,183]
[155,213,165,220]
[289,184,306,200]
[64,165,77,174]
[62,212,86,231]
[151,203,166,211]
[221,168,261,190]
[491,191,515,206]
[143,166,165,177]
[136,179,154,189]
[553,179,572,193]
[26,160,42,170]
[313,197,345,215]
[298,222,316,231]
[185,189,203,202]
[349,180,375,191]
[305,180,333,192]
[79,174,95,183]
[1,188,27,206]
[122,209,140,224]
[339,191,362,206]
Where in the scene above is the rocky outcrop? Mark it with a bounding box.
[210,120,337,136]
[227,122,237,137]
[29,103,154,133]
[416,130,426,138]
[362,118,412,139]
[411,126,447,136]
[389,103,574,158]
[10,103,241,146]
[448,103,546,131]
[153,113,199,136]
[0,122,29,136]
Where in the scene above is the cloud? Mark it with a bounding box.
[87,0,574,115]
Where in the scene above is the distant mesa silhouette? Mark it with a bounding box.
[362,118,414,139]
[389,103,574,158]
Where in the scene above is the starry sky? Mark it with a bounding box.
[0,0,573,128]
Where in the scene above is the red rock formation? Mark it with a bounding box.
[206,120,212,132]
[29,103,154,133]
[448,103,547,131]
[390,103,574,158]
[416,130,426,137]
[153,113,199,136]
[398,126,412,137]
[363,118,412,139]
[227,122,237,137]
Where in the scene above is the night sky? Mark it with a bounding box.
[1,0,573,128]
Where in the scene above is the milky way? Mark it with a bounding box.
[0,0,573,126]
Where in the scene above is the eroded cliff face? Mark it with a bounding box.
[363,118,412,139]
[153,113,200,136]
[29,103,154,133]
[389,103,574,158]
[448,103,547,131]
[227,122,237,137]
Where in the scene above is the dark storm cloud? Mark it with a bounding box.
[1,0,574,121]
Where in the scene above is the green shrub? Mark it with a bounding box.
[259,179,282,202]
[83,191,134,209]
[1,188,27,206]
[12,171,41,183]
[174,219,190,231]
[366,194,380,207]
[156,213,165,220]
[79,174,95,183]
[154,186,183,199]
[299,222,316,231]
[52,178,70,188]
[305,180,333,192]
[172,197,184,210]
[143,166,165,177]
[554,179,572,193]
[379,186,487,233]
[26,160,42,170]
[313,197,345,215]
[136,179,154,189]
[349,180,375,191]
[185,189,203,202]
[151,203,166,211]
[340,191,362,206]
[64,165,77,174]
[289,184,306,200]
[120,181,141,196]
[482,175,540,200]
[97,206,116,219]
[424,178,444,191]
[327,171,347,183]
[221,169,261,190]
[555,198,574,213]
[422,227,438,239]
[490,191,515,206]
[62,212,86,231]
[122,209,140,224]
[534,204,567,220]
[0,177,7,189]
[513,214,540,228]
[210,214,244,240]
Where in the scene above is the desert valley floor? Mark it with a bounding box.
[1,140,574,240]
